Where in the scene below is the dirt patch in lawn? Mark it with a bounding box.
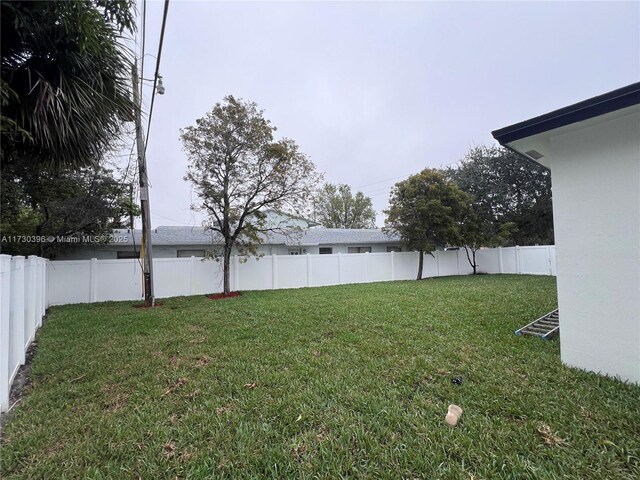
[207,292,241,300]
[133,301,164,309]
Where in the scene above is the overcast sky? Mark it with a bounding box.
[135,0,640,228]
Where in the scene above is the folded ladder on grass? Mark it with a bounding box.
[515,309,559,340]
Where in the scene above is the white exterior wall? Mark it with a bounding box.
[547,109,640,383]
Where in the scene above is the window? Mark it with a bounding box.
[117,251,140,259]
[289,249,301,255]
[386,246,401,253]
[177,250,205,258]
[347,246,372,254]
[319,247,333,255]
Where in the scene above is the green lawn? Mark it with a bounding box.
[1,275,639,479]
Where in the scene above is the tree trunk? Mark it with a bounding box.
[416,249,424,280]
[464,246,477,274]
[472,249,477,275]
[223,246,232,295]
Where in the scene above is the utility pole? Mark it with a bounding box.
[132,60,155,307]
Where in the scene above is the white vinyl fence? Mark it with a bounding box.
[47,245,556,306]
[0,255,48,412]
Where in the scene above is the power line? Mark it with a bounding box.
[354,172,414,190]
[143,0,170,156]
[153,212,189,224]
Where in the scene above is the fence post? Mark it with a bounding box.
[41,259,46,315]
[498,247,504,274]
[234,256,240,291]
[390,251,395,281]
[10,257,25,366]
[306,253,312,287]
[364,252,369,282]
[46,260,50,309]
[44,259,48,309]
[89,258,98,303]
[26,256,37,346]
[0,255,12,412]
[546,246,552,276]
[515,246,521,274]
[189,256,196,295]
[338,253,343,284]
[435,250,440,277]
[272,254,278,290]
[456,249,461,275]
[37,258,44,326]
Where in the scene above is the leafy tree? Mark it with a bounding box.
[181,96,321,295]
[447,145,553,246]
[384,169,473,280]
[314,183,376,228]
[458,210,516,274]
[1,0,136,170]
[0,159,139,257]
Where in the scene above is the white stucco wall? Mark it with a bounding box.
[546,108,640,383]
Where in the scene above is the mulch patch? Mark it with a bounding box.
[207,292,241,300]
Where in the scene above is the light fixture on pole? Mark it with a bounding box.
[156,75,165,95]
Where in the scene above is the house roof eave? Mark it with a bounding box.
[492,82,640,146]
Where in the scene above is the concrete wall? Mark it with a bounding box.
[549,108,640,383]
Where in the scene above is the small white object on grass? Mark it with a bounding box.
[445,404,463,427]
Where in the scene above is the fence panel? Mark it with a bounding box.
[550,247,557,276]
[193,258,224,295]
[0,255,11,412]
[275,255,307,289]
[47,261,92,305]
[310,254,340,287]
[1,255,48,412]
[475,249,501,274]
[394,252,419,280]
[9,258,25,385]
[501,247,518,273]
[366,253,393,283]
[153,258,192,299]
[95,259,142,302]
[340,254,368,284]
[25,257,38,346]
[238,256,272,291]
[437,251,460,276]
[518,246,553,275]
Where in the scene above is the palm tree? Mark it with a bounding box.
[1,1,136,170]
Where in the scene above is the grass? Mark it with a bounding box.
[1,275,639,479]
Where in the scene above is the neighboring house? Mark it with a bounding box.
[493,82,640,384]
[54,226,403,260]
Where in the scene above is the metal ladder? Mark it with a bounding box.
[515,309,559,340]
